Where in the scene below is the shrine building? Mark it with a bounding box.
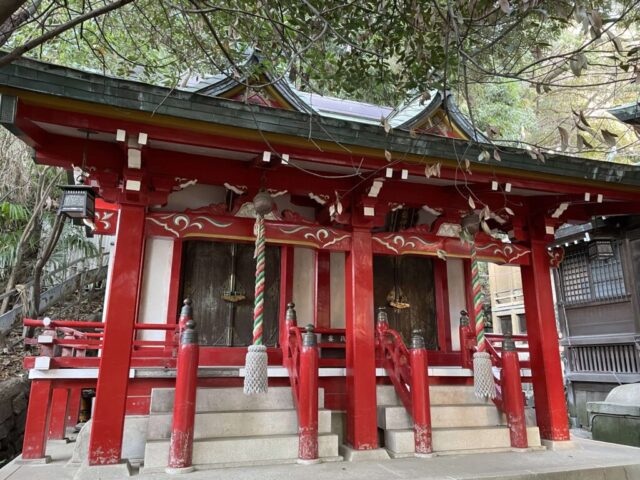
[1,54,640,474]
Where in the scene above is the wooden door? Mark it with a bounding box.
[373,254,437,349]
[180,240,280,346]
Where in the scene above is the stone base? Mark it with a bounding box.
[339,445,390,462]
[414,452,433,458]
[16,455,51,465]
[297,458,322,465]
[165,466,195,474]
[541,439,575,451]
[72,460,132,480]
[47,438,70,445]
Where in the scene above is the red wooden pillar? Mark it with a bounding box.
[279,246,295,352]
[521,238,570,442]
[22,380,52,460]
[410,333,432,456]
[47,388,69,440]
[344,228,378,449]
[88,204,146,465]
[314,251,331,328]
[66,387,82,431]
[167,318,199,473]
[297,326,319,463]
[501,335,528,449]
[434,260,452,352]
[164,239,184,349]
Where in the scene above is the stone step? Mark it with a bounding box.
[377,404,505,430]
[384,426,542,454]
[376,384,483,406]
[147,408,333,440]
[143,433,340,469]
[149,386,324,413]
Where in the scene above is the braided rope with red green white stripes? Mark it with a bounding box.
[470,245,486,352]
[252,215,266,345]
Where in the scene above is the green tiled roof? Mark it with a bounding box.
[1,55,640,188]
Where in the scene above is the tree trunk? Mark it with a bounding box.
[0,0,42,47]
[0,170,60,315]
[29,213,64,316]
[0,1,27,27]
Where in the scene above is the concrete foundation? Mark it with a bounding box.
[72,460,132,480]
[2,437,640,480]
[339,445,391,461]
[69,416,149,465]
[541,439,576,450]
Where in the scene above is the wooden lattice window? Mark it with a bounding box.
[559,242,627,305]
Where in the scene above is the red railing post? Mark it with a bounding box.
[21,379,52,461]
[297,325,320,464]
[410,330,433,457]
[459,310,474,369]
[285,302,297,367]
[39,317,56,358]
[177,299,192,330]
[375,307,389,347]
[500,333,528,449]
[166,302,199,474]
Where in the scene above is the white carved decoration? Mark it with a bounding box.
[147,214,232,237]
[224,183,247,195]
[474,242,529,262]
[308,193,329,205]
[372,234,438,254]
[95,211,115,231]
[436,223,462,238]
[279,226,349,248]
[175,177,198,189]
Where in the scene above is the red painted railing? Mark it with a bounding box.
[459,311,528,449]
[376,318,413,411]
[375,308,432,455]
[286,320,303,407]
[23,317,179,357]
[284,303,320,463]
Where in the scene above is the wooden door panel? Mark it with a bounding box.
[373,255,437,349]
[181,241,280,347]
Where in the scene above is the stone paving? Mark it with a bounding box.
[1,436,640,480]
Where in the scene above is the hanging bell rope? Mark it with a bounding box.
[470,244,496,399]
[243,191,272,395]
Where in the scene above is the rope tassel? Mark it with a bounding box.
[470,245,497,399]
[244,214,268,395]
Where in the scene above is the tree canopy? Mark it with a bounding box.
[0,0,639,161]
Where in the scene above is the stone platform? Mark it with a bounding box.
[2,436,640,480]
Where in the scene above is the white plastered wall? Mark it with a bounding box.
[292,248,315,326]
[137,237,175,341]
[447,258,467,350]
[330,252,345,328]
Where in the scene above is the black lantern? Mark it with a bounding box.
[588,240,614,261]
[58,184,96,220]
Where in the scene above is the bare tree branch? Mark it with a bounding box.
[0,0,135,68]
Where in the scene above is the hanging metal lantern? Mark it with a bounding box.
[588,240,614,261]
[58,184,96,220]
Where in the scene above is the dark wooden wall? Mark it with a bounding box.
[373,255,438,349]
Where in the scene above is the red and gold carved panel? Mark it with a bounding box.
[371,232,530,265]
[145,212,351,251]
